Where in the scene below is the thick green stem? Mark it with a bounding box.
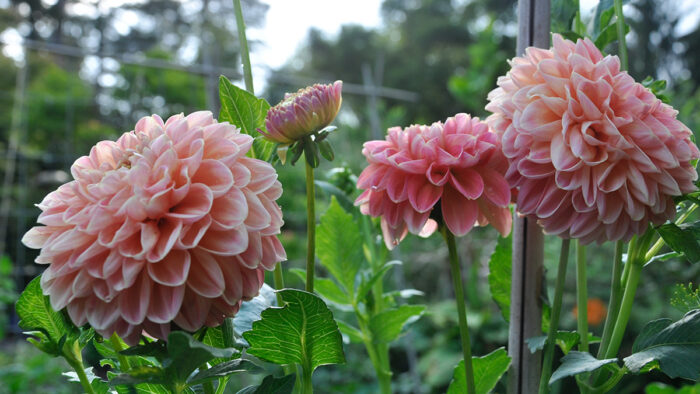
[603,261,642,359]
[614,0,628,71]
[597,241,624,360]
[215,377,230,394]
[66,356,96,394]
[443,229,476,394]
[538,239,571,394]
[304,161,316,292]
[356,311,392,394]
[576,241,589,352]
[232,0,254,93]
[222,317,235,348]
[274,263,285,305]
[301,363,314,394]
[109,333,131,372]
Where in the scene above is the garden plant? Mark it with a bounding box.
[11,0,700,393]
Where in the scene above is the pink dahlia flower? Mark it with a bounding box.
[486,34,699,244]
[355,113,512,249]
[261,81,343,144]
[22,111,286,344]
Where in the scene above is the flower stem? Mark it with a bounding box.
[232,0,254,93]
[575,240,589,352]
[274,263,285,305]
[443,228,476,394]
[596,241,624,360]
[222,317,236,348]
[644,203,697,261]
[305,160,316,293]
[614,0,628,71]
[538,238,571,394]
[109,333,131,371]
[603,260,642,359]
[66,357,96,394]
[302,362,314,394]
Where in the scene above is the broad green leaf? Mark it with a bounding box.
[234,283,278,343]
[594,22,630,49]
[527,332,602,355]
[656,222,700,263]
[316,197,364,296]
[356,260,402,304]
[16,276,78,355]
[488,234,512,322]
[369,305,426,343]
[624,309,700,380]
[237,374,296,394]
[447,347,511,394]
[110,366,167,385]
[243,289,345,372]
[645,382,700,394]
[187,359,261,385]
[290,269,351,306]
[336,320,364,344]
[218,76,274,160]
[551,0,579,35]
[590,0,631,37]
[165,331,237,383]
[550,351,618,384]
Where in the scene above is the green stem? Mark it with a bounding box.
[356,310,392,394]
[538,238,571,394]
[215,377,230,394]
[200,364,215,394]
[66,356,96,394]
[614,0,628,71]
[232,0,254,93]
[603,261,642,359]
[274,263,285,304]
[222,317,235,348]
[597,241,624,360]
[302,362,314,394]
[109,333,131,372]
[576,240,589,352]
[443,228,476,394]
[305,161,316,293]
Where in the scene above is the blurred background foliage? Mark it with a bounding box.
[0,0,699,393]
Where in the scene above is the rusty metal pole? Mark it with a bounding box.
[508,1,550,393]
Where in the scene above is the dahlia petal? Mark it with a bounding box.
[147,249,191,286]
[197,226,249,256]
[174,288,210,332]
[192,159,234,198]
[148,284,185,324]
[177,216,212,249]
[407,176,442,213]
[167,183,213,222]
[442,188,478,236]
[481,167,511,207]
[118,273,152,325]
[147,218,183,262]
[22,227,53,249]
[449,168,484,199]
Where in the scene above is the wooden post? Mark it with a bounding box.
[508,1,550,393]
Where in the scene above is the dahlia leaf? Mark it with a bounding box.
[356,260,402,304]
[165,331,238,383]
[335,319,364,344]
[550,351,618,384]
[16,276,79,356]
[218,76,274,160]
[233,283,278,344]
[110,365,167,385]
[447,347,511,394]
[656,222,700,263]
[236,373,296,394]
[551,0,579,36]
[595,22,630,50]
[243,289,345,372]
[624,309,700,380]
[187,359,261,385]
[526,331,601,355]
[369,304,425,343]
[590,0,631,37]
[313,180,355,213]
[488,234,512,322]
[290,268,352,306]
[316,197,364,297]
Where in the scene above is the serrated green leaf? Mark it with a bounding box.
[316,197,364,296]
[550,351,618,384]
[114,382,171,394]
[165,331,238,383]
[594,22,630,49]
[447,347,511,394]
[237,374,296,394]
[290,269,351,306]
[187,359,261,385]
[233,283,278,344]
[16,276,78,355]
[624,309,700,380]
[657,222,700,263]
[526,331,601,355]
[488,234,512,322]
[218,76,273,160]
[243,289,345,372]
[356,260,402,304]
[110,365,167,385]
[369,305,425,343]
[336,320,364,344]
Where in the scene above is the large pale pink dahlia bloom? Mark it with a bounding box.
[355,113,512,249]
[22,111,286,344]
[261,81,343,144]
[486,34,699,244]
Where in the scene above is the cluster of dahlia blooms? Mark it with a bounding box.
[355,113,512,249]
[487,34,699,243]
[22,111,286,344]
[261,81,343,145]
